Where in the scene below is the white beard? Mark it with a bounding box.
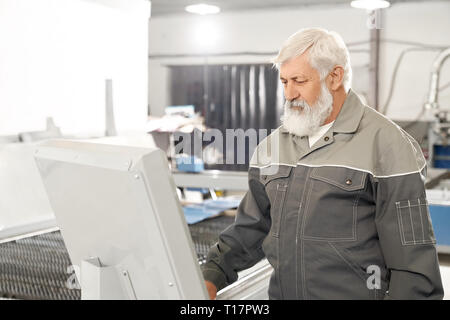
[281,82,333,137]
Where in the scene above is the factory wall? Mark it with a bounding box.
[148,1,450,122]
[0,0,150,137]
[0,0,150,235]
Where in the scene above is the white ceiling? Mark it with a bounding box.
[150,0,434,16]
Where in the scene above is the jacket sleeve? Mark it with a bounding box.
[374,165,444,299]
[201,167,271,291]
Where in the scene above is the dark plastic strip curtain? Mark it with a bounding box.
[169,64,282,171]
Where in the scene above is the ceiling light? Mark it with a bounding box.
[351,0,390,10]
[185,3,221,15]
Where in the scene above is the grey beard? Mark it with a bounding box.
[280,82,333,137]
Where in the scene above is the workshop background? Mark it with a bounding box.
[1,0,450,300]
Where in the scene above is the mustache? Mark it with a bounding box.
[285,99,308,110]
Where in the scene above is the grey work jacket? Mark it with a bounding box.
[202,89,444,300]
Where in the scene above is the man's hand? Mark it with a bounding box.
[205,281,217,300]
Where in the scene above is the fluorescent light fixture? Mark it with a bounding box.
[351,0,390,10]
[185,3,221,15]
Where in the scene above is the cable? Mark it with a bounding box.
[149,48,370,59]
[397,68,450,132]
[346,39,449,48]
[380,47,446,115]
[149,39,449,60]
[439,80,450,92]
[382,39,449,49]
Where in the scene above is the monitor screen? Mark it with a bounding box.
[34,139,208,299]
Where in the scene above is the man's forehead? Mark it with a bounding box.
[279,53,314,78]
[280,71,308,79]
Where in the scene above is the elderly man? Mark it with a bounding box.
[201,28,444,300]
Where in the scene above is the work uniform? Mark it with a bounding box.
[202,89,444,299]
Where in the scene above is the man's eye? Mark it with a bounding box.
[295,80,306,84]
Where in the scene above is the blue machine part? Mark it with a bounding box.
[183,204,220,224]
[429,204,450,246]
[176,155,204,172]
[183,197,242,224]
[186,187,209,194]
[433,145,450,169]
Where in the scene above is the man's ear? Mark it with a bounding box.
[327,66,345,91]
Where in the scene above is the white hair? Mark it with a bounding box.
[272,27,352,92]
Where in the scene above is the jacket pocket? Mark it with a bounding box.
[303,166,367,242]
[328,243,388,299]
[262,166,292,238]
[304,241,374,299]
[395,198,436,246]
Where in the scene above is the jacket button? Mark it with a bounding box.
[346,179,352,185]
[324,136,329,142]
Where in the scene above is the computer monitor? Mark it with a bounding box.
[34,139,208,299]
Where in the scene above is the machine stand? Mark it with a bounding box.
[81,257,137,300]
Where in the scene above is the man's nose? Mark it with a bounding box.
[284,83,300,101]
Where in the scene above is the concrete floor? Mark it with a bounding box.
[438,254,450,300]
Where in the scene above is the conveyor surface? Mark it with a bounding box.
[0,215,235,300]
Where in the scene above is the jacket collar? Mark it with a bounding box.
[280,88,366,135]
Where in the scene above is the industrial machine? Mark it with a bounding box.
[420,47,450,252]
[425,168,450,254]
[425,48,450,169]
[0,140,271,300]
